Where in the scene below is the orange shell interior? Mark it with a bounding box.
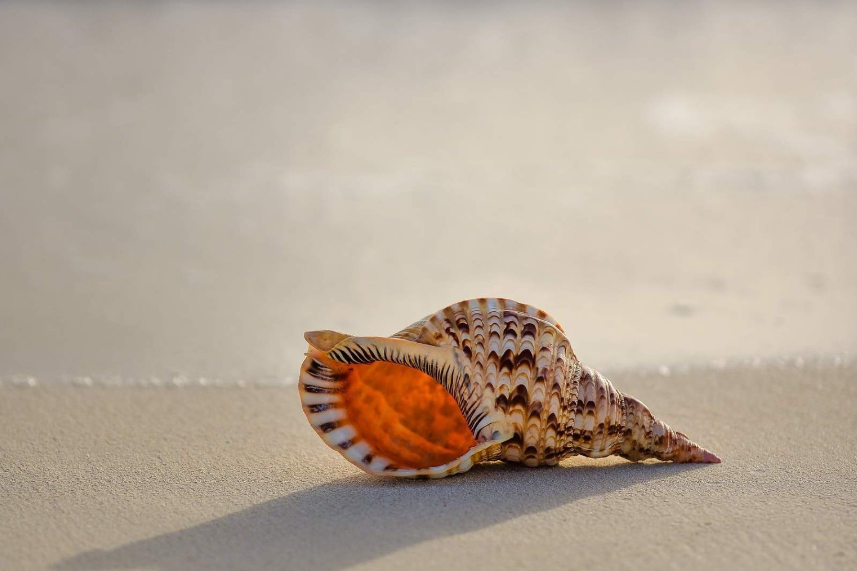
[341,360,476,469]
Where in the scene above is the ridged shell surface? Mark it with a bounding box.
[299,297,720,478]
[394,298,582,466]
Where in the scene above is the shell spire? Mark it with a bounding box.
[567,366,720,463]
[298,298,720,478]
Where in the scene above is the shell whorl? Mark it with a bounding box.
[398,298,582,466]
[299,297,719,478]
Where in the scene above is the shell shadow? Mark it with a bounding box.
[54,461,706,571]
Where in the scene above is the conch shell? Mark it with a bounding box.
[299,298,719,478]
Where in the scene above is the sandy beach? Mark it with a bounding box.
[2,361,855,571]
[1,2,856,570]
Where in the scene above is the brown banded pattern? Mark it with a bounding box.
[299,298,720,478]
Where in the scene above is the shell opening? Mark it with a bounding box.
[303,350,476,471]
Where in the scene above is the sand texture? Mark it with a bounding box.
[2,361,856,571]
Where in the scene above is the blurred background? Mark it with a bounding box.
[1,1,855,384]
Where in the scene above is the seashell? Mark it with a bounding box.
[299,298,720,479]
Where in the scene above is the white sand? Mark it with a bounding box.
[2,362,855,571]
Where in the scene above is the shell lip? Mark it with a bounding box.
[299,344,490,477]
